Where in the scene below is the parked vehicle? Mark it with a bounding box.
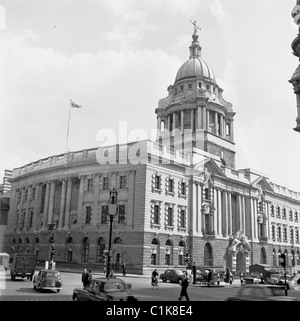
[277,275,296,290]
[33,269,62,292]
[244,273,260,284]
[0,252,9,271]
[267,273,282,285]
[159,269,185,284]
[227,284,299,301]
[72,277,137,301]
[10,253,36,281]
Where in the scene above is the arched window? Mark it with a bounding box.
[260,247,267,264]
[66,237,73,262]
[151,238,159,265]
[96,238,105,263]
[204,243,213,266]
[81,237,89,263]
[165,239,173,265]
[114,237,122,244]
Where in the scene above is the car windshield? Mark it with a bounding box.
[104,281,126,292]
[42,271,59,278]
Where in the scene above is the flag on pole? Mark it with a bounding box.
[70,99,82,108]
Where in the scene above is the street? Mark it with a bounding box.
[1,269,300,301]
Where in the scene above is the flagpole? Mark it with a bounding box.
[65,99,72,153]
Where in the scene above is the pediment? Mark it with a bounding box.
[252,176,273,193]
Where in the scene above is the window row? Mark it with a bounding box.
[174,82,217,95]
[270,205,299,222]
[150,202,187,229]
[271,224,300,244]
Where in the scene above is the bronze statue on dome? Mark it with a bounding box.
[190,19,201,35]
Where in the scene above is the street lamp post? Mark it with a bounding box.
[106,188,118,278]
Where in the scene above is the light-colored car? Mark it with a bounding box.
[267,273,282,285]
[159,269,185,284]
[227,284,299,301]
[33,269,62,292]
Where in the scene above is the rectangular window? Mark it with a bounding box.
[85,206,92,224]
[180,209,186,228]
[188,83,192,90]
[101,206,108,224]
[204,188,210,200]
[87,179,93,192]
[103,177,109,190]
[120,176,127,189]
[118,205,125,224]
[181,182,186,196]
[167,207,173,226]
[168,179,174,193]
[155,175,161,190]
[154,205,160,225]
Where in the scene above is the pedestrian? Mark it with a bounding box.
[260,273,265,284]
[178,273,190,301]
[88,269,92,285]
[229,271,233,285]
[207,270,212,287]
[122,262,126,276]
[240,272,244,285]
[81,268,89,288]
[217,272,220,286]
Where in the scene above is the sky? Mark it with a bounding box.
[1,0,300,192]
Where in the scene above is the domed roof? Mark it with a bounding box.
[175,56,216,83]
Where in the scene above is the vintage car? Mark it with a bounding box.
[159,269,185,284]
[33,269,62,292]
[72,277,137,301]
[227,284,299,301]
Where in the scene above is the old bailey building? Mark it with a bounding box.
[4,25,300,275]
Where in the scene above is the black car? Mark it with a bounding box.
[72,277,138,301]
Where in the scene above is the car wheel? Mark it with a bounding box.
[73,294,78,301]
[57,289,60,293]
[162,277,167,282]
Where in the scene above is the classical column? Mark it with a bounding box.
[214,112,218,135]
[181,110,184,132]
[58,179,67,229]
[217,189,222,236]
[157,116,161,134]
[242,195,246,233]
[230,120,234,142]
[93,175,100,226]
[78,176,85,225]
[64,178,73,229]
[220,115,224,137]
[197,106,202,129]
[47,181,56,225]
[197,183,202,235]
[252,198,258,240]
[228,192,232,235]
[24,187,30,229]
[172,113,176,132]
[223,191,228,237]
[191,180,197,234]
[266,202,271,240]
[168,115,171,132]
[207,110,210,131]
[213,188,218,234]
[43,182,50,229]
[32,184,41,230]
[191,109,194,131]
[202,106,207,130]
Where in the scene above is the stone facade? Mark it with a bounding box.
[4,26,300,275]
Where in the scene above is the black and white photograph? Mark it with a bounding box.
[1,0,300,310]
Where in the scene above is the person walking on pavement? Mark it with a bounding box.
[178,273,190,301]
[81,268,89,288]
[121,262,126,276]
[88,269,92,285]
